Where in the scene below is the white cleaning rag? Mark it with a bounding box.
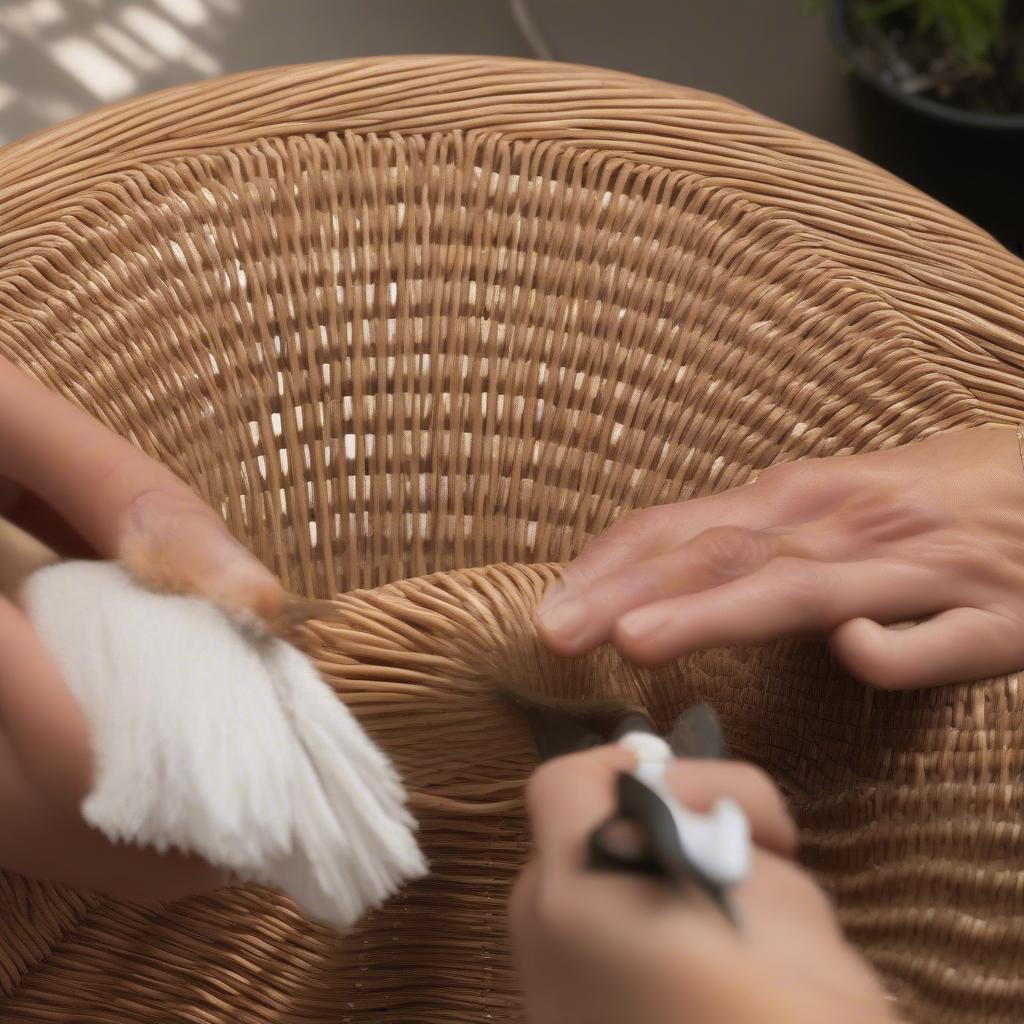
[22,560,427,928]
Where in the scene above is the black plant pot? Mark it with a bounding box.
[827,0,1024,256]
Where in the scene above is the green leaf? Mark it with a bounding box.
[827,0,1007,66]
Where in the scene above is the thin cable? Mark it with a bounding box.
[510,0,557,61]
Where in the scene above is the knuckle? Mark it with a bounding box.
[931,534,997,579]
[692,526,766,578]
[834,486,944,548]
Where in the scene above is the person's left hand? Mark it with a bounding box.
[536,426,1024,688]
[510,746,902,1024]
[0,355,284,899]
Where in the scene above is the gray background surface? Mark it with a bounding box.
[0,0,1018,249]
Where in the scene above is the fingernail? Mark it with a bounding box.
[120,491,283,625]
[537,597,587,639]
[201,542,283,624]
[618,607,669,639]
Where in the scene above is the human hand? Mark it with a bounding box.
[0,355,282,899]
[0,359,283,628]
[510,747,902,1024]
[537,426,1024,688]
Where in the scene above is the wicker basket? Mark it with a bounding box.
[1,56,1023,1024]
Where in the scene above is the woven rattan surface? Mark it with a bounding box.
[1,56,1024,1023]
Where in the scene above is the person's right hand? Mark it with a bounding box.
[511,746,904,1024]
[0,355,283,900]
[537,426,1024,689]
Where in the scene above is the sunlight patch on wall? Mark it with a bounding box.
[152,0,209,28]
[48,35,137,100]
[120,5,220,75]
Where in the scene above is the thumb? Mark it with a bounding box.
[0,357,283,625]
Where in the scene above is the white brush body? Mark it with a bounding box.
[23,560,427,928]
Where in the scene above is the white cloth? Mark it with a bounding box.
[23,560,427,928]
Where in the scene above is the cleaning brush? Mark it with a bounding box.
[5,519,426,929]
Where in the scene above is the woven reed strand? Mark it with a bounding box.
[1,56,1023,1024]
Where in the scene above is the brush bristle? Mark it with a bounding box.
[23,560,427,929]
[495,679,632,717]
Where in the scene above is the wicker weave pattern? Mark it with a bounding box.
[1,57,1023,1023]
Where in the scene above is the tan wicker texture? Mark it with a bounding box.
[1,55,1023,1024]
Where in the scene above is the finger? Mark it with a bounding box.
[0,736,221,902]
[561,497,762,592]
[830,608,1018,689]
[538,525,783,655]
[509,864,566,1024]
[0,358,282,624]
[0,595,92,802]
[525,746,637,871]
[526,747,796,872]
[612,557,954,666]
[552,457,842,600]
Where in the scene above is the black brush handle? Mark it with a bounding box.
[587,709,671,878]
[668,703,726,760]
[608,711,658,742]
[522,706,603,761]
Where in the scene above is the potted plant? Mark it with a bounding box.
[827,0,1023,123]
[811,0,1023,253]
